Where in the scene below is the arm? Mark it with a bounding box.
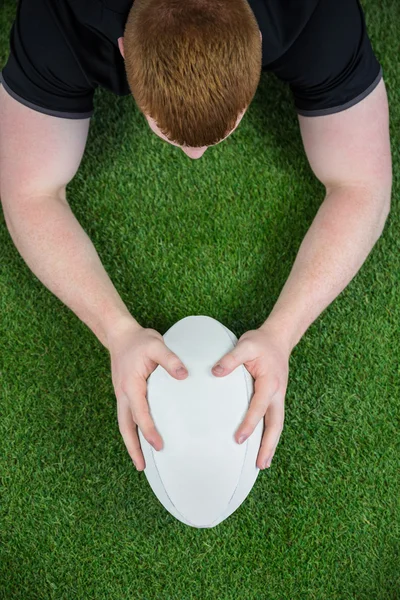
[260,77,392,352]
[0,85,138,351]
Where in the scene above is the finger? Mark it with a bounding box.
[212,340,252,377]
[117,395,146,471]
[257,395,285,469]
[150,341,189,379]
[122,374,164,451]
[235,374,280,443]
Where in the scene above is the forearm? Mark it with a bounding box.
[261,185,390,353]
[3,195,139,350]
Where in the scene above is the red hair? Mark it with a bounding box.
[123,0,262,147]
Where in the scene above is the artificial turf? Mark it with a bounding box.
[0,0,399,598]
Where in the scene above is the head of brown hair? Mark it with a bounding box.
[123,0,262,147]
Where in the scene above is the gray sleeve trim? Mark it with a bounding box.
[0,72,94,119]
[296,66,383,117]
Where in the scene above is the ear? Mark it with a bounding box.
[259,30,262,42]
[118,36,125,59]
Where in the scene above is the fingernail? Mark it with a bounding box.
[151,439,163,451]
[176,367,187,376]
[238,434,247,444]
[213,364,224,375]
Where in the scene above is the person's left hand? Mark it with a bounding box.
[211,325,291,470]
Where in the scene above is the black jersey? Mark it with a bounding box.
[0,0,382,119]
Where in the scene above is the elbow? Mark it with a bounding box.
[363,166,393,235]
[373,179,392,237]
[379,170,392,225]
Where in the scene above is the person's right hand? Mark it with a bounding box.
[107,319,189,471]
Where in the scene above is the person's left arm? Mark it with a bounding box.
[212,78,392,470]
[260,77,392,351]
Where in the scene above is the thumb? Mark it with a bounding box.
[212,341,248,377]
[151,340,189,380]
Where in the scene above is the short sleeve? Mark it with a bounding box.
[266,0,383,117]
[0,0,95,119]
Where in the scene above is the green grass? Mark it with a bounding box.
[1,1,399,598]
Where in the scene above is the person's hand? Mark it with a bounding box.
[107,319,189,471]
[211,325,290,470]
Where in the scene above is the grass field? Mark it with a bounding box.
[0,0,399,598]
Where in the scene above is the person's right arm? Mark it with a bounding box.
[0,85,188,470]
[0,84,137,349]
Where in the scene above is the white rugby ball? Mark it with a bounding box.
[138,315,264,528]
